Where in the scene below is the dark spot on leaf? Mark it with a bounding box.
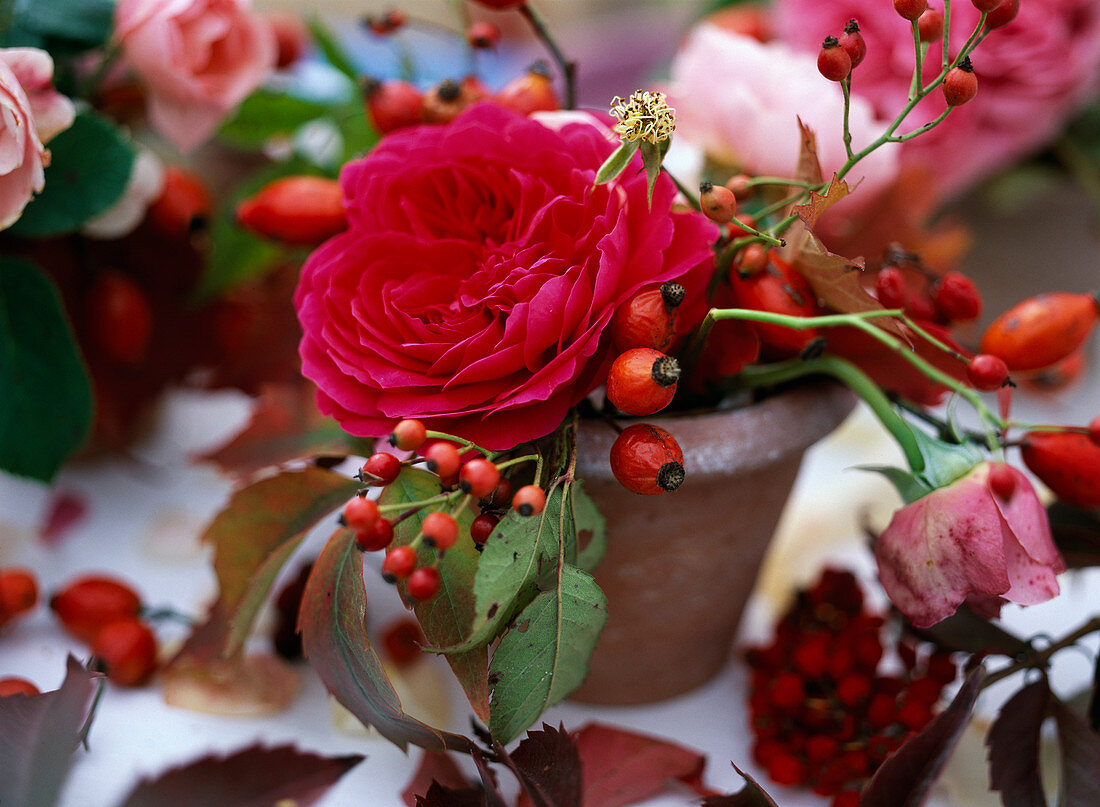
[516,620,530,633]
[487,603,498,619]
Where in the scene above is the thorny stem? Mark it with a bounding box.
[518,3,576,109]
[981,617,1100,690]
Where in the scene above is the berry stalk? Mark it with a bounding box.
[517,3,576,109]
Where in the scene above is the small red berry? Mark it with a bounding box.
[838,20,866,68]
[390,419,427,451]
[971,0,1002,12]
[610,424,685,495]
[1089,416,1100,447]
[898,699,934,730]
[725,173,754,201]
[363,78,424,134]
[918,6,945,41]
[835,673,872,707]
[0,677,39,697]
[934,271,982,321]
[480,478,513,510]
[769,671,805,710]
[470,512,499,544]
[767,752,807,786]
[984,0,1019,29]
[235,176,347,245]
[382,546,418,582]
[467,21,501,49]
[425,442,462,478]
[512,485,546,517]
[967,354,1010,391]
[50,575,142,643]
[343,496,380,532]
[421,511,459,550]
[806,735,840,764]
[406,567,442,601]
[606,348,680,416]
[875,266,908,308]
[792,635,829,678]
[0,568,38,628]
[355,517,394,552]
[610,283,683,352]
[699,181,737,224]
[88,270,153,365]
[495,63,559,116]
[362,452,402,486]
[737,243,769,276]
[894,0,928,21]
[92,618,158,686]
[832,791,862,807]
[459,458,501,499]
[927,651,958,683]
[943,58,978,106]
[148,167,212,237]
[867,693,898,728]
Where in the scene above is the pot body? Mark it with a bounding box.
[570,382,854,704]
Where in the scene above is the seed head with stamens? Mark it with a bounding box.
[609,91,676,145]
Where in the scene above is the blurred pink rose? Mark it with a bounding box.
[775,0,1100,198]
[295,103,716,448]
[115,0,276,153]
[875,463,1064,628]
[0,48,74,229]
[666,25,898,200]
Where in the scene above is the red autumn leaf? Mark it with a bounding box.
[298,530,471,752]
[37,490,88,545]
[115,743,362,807]
[0,656,102,807]
[403,751,475,807]
[416,783,491,807]
[509,723,581,807]
[987,678,1051,807]
[700,764,778,806]
[1052,695,1100,807]
[793,118,824,186]
[199,382,371,478]
[860,667,984,807]
[571,722,709,807]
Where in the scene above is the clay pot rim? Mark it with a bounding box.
[575,381,856,480]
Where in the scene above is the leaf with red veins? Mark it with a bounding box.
[987,679,1051,807]
[0,656,102,807]
[115,743,362,807]
[572,722,710,807]
[860,667,984,807]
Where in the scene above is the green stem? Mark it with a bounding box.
[737,356,925,472]
[746,176,817,189]
[664,167,701,211]
[494,453,540,473]
[909,21,924,101]
[890,107,952,143]
[424,430,495,459]
[518,3,576,109]
[754,190,810,221]
[841,76,855,161]
[941,0,952,71]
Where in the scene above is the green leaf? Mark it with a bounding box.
[594,141,639,186]
[298,531,471,752]
[202,466,362,655]
[307,16,360,83]
[0,259,92,482]
[9,113,135,237]
[443,483,572,654]
[218,90,332,150]
[857,465,935,505]
[8,0,113,48]
[909,428,980,491]
[640,139,663,207]
[487,564,607,744]
[572,481,607,573]
[330,100,379,163]
[382,468,490,722]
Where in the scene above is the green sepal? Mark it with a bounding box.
[594,140,639,186]
[857,465,935,505]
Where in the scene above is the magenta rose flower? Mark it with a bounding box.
[114,0,276,153]
[874,463,1065,628]
[295,103,717,448]
[0,48,73,230]
[774,0,1100,198]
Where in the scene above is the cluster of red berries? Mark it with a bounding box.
[745,569,958,806]
[816,21,865,83]
[344,419,548,601]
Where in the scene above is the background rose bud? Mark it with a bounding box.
[0,49,60,229]
[114,0,276,153]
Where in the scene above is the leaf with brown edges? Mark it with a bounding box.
[860,667,983,807]
[298,530,471,752]
[203,465,361,655]
[116,743,362,807]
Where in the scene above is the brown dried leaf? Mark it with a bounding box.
[162,653,300,717]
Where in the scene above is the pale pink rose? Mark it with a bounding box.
[0,49,65,230]
[666,25,898,200]
[0,49,75,143]
[775,0,1100,198]
[115,0,276,153]
[875,463,1064,628]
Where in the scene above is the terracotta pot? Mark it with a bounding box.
[570,382,855,704]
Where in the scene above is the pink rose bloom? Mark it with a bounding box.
[775,0,1100,198]
[115,0,276,153]
[875,463,1065,628]
[0,48,74,229]
[666,25,898,200]
[295,103,717,448]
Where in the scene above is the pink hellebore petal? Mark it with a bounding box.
[875,463,1063,628]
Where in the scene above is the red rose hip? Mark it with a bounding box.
[50,575,142,643]
[943,58,978,106]
[609,424,685,495]
[606,348,680,416]
[92,618,158,686]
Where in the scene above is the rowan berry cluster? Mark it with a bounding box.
[344,419,548,601]
[745,569,958,805]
